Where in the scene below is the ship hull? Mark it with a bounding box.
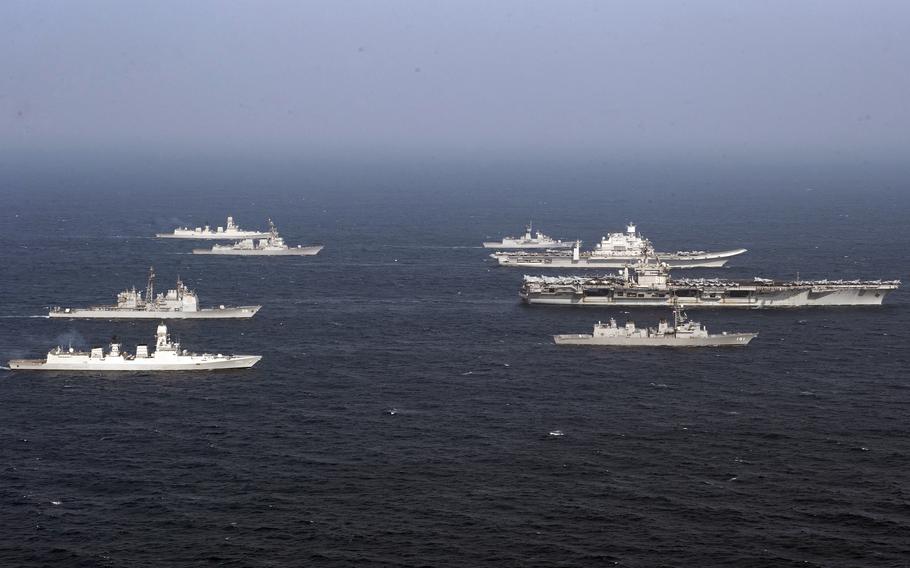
[8,355,262,371]
[522,286,895,308]
[495,248,747,268]
[192,245,323,256]
[553,333,756,346]
[48,306,261,319]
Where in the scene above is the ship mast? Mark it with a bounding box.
[145,266,155,307]
[673,300,687,328]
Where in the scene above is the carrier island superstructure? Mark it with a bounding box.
[492,223,747,269]
[49,268,260,319]
[521,261,900,308]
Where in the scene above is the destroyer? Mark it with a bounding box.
[554,305,756,347]
[193,220,322,256]
[49,268,260,319]
[483,223,574,249]
[522,260,900,308]
[156,216,270,239]
[8,323,261,371]
[493,223,746,268]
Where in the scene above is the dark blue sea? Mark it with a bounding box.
[1,158,908,567]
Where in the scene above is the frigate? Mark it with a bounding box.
[482,223,574,249]
[8,323,261,371]
[192,220,323,256]
[554,305,757,347]
[492,223,746,268]
[156,216,270,239]
[521,260,900,308]
[49,268,260,319]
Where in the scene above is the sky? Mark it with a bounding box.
[1,0,909,163]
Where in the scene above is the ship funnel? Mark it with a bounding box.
[627,223,636,234]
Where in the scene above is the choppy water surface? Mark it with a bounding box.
[1,164,908,566]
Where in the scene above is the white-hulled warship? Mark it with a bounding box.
[554,305,757,347]
[192,220,323,256]
[482,223,574,249]
[8,323,261,371]
[156,216,270,239]
[492,223,746,268]
[521,260,900,308]
[49,268,260,319]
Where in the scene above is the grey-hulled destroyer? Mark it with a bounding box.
[522,259,900,308]
[192,220,322,256]
[554,304,756,346]
[492,223,746,268]
[8,323,261,371]
[483,223,574,249]
[49,268,260,319]
[156,216,270,239]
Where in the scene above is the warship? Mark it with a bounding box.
[492,223,746,268]
[554,305,757,347]
[193,220,322,256]
[521,260,900,308]
[8,323,261,371]
[156,216,270,239]
[49,268,260,319]
[483,223,574,249]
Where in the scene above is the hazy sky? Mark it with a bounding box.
[2,0,908,161]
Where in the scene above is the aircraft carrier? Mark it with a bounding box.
[521,262,900,308]
[492,223,746,268]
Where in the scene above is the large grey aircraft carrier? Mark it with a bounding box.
[521,261,900,308]
[492,223,746,269]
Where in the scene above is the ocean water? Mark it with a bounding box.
[0,161,908,567]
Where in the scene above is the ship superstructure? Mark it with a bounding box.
[49,268,260,319]
[482,223,574,249]
[554,305,756,346]
[8,323,261,371]
[192,220,323,256]
[492,223,747,268]
[156,216,270,239]
[521,261,900,308]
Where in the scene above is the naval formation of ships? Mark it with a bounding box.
[4,214,904,368]
[8,214,322,372]
[484,220,900,347]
